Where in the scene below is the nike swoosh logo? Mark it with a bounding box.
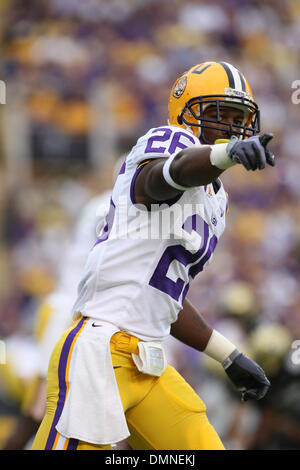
[92,322,103,327]
[113,366,121,369]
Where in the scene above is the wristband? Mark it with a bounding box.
[203,329,237,363]
[162,154,191,191]
[210,143,236,170]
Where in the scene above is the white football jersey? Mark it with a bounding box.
[72,125,229,342]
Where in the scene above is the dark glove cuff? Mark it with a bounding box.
[222,348,241,370]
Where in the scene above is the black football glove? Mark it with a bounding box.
[227,133,275,171]
[222,349,270,401]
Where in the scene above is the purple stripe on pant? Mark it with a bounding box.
[67,438,79,450]
[45,316,86,450]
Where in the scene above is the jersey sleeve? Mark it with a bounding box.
[120,126,200,205]
[128,125,200,167]
[110,126,201,207]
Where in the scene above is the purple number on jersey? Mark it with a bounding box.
[145,128,172,153]
[149,214,218,304]
[168,131,196,154]
[145,128,196,155]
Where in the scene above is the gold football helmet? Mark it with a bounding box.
[168,61,260,142]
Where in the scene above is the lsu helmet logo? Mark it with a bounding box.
[172,75,187,99]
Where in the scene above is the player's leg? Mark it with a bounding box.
[32,317,110,450]
[33,327,156,450]
[125,365,225,450]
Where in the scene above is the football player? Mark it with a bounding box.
[32,61,273,450]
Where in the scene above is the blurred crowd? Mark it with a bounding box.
[0,0,300,450]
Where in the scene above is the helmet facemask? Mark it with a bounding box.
[178,95,260,144]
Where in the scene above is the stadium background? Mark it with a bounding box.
[0,0,300,450]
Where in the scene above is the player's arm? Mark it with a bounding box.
[171,298,271,402]
[134,134,274,206]
[170,297,213,352]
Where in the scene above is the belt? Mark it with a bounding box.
[110,331,140,355]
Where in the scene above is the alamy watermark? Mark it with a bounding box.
[291,340,300,365]
[95,197,209,250]
[0,80,6,104]
[291,80,300,104]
